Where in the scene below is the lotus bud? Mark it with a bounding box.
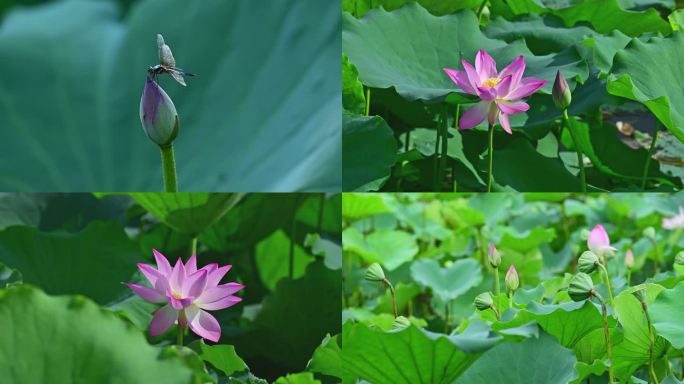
[632,288,647,303]
[505,265,519,291]
[488,243,501,268]
[140,77,179,146]
[364,262,386,282]
[392,316,411,330]
[568,273,596,302]
[624,249,634,269]
[552,70,572,110]
[474,292,494,311]
[643,227,656,241]
[578,251,601,274]
[588,224,617,257]
[675,251,684,266]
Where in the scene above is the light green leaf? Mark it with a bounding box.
[343,227,418,270]
[650,281,684,349]
[195,341,247,377]
[343,54,366,114]
[410,258,483,302]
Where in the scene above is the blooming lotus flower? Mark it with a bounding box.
[505,264,519,291]
[140,77,179,146]
[443,50,547,134]
[662,207,684,230]
[125,249,244,342]
[587,224,616,257]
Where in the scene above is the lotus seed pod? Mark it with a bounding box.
[632,288,647,303]
[392,316,411,330]
[552,70,572,110]
[364,262,386,282]
[474,292,494,311]
[578,251,601,274]
[140,77,179,146]
[505,265,519,291]
[488,243,501,268]
[643,227,656,241]
[568,273,595,302]
[624,249,634,269]
[675,251,684,266]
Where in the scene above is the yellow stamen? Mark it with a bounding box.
[482,77,501,88]
[172,291,182,299]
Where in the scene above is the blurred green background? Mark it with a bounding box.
[0,0,341,191]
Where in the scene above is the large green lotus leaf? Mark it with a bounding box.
[307,334,346,382]
[410,258,482,302]
[618,0,674,10]
[0,193,42,229]
[199,194,305,252]
[343,0,482,17]
[456,331,578,384]
[493,301,607,347]
[274,373,321,384]
[612,284,670,380]
[343,54,366,114]
[342,323,485,384]
[608,32,684,143]
[132,192,243,236]
[582,31,632,74]
[562,117,677,186]
[0,285,194,383]
[0,221,140,304]
[650,281,684,349]
[343,227,418,270]
[343,114,397,192]
[236,261,340,375]
[40,193,132,232]
[341,193,392,219]
[492,138,582,191]
[0,0,340,191]
[343,4,588,103]
[489,0,670,36]
[191,340,247,377]
[255,229,313,291]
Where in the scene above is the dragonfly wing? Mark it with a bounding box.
[168,70,187,86]
[157,34,176,67]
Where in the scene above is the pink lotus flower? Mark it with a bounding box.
[125,249,244,342]
[443,50,547,134]
[662,207,684,230]
[587,224,617,257]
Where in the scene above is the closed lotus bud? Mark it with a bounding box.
[140,77,179,146]
[505,265,519,291]
[643,227,656,241]
[552,70,572,110]
[578,251,601,274]
[474,292,494,311]
[488,243,501,268]
[632,288,647,303]
[624,249,634,269]
[675,251,684,266]
[568,273,595,302]
[364,262,386,282]
[392,316,411,330]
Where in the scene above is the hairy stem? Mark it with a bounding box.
[601,300,615,384]
[437,107,449,191]
[160,144,178,192]
[641,122,660,191]
[386,280,398,317]
[599,263,614,308]
[643,302,659,384]
[563,109,586,193]
[494,267,501,314]
[487,122,494,192]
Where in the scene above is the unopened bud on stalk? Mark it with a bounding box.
[392,316,411,330]
[552,70,572,110]
[140,77,179,146]
[474,292,494,311]
[624,249,634,269]
[365,263,386,282]
[675,251,684,266]
[643,227,656,241]
[488,243,501,268]
[578,251,601,274]
[505,265,519,291]
[568,273,596,302]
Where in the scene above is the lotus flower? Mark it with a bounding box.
[624,249,634,269]
[587,224,617,257]
[125,249,244,342]
[140,77,179,146]
[505,265,519,291]
[443,50,547,133]
[488,243,501,268]
[662,207,684,230]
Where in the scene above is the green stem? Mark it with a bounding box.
[644,302,659,384]
[434,122,441,190]
[651,239,660,275]
[641,122,660,191]
[191,237,197,256]
[487,122,494,192]
[444,302,449,333]
[365,87,371,116]
[386,280,398,317]
[680,349,683,380]
[494,267,501,314]
[476,0,487,21]
[490,305,500,321]
[508,290,513,309]
[627,269,631,287]
[160,144,178,192]
[177,326,184,346]
[437,106,449,192]
[601,300,615,384]
[563,109,586,193]
[289,201,298,279]
[599,264,614,308]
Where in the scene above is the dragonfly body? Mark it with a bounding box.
[149,34,194,86]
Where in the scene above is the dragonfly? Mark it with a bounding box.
[147,34,195,86]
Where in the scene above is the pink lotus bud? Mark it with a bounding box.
[587,224,616,257]
[505,265,519,291]
[488,243,501,268]
[624,249,634,269]
[552,70,571,110]
[140,77,179,146]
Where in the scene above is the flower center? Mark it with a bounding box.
[482,77,501,88]
[172,291,182,299]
